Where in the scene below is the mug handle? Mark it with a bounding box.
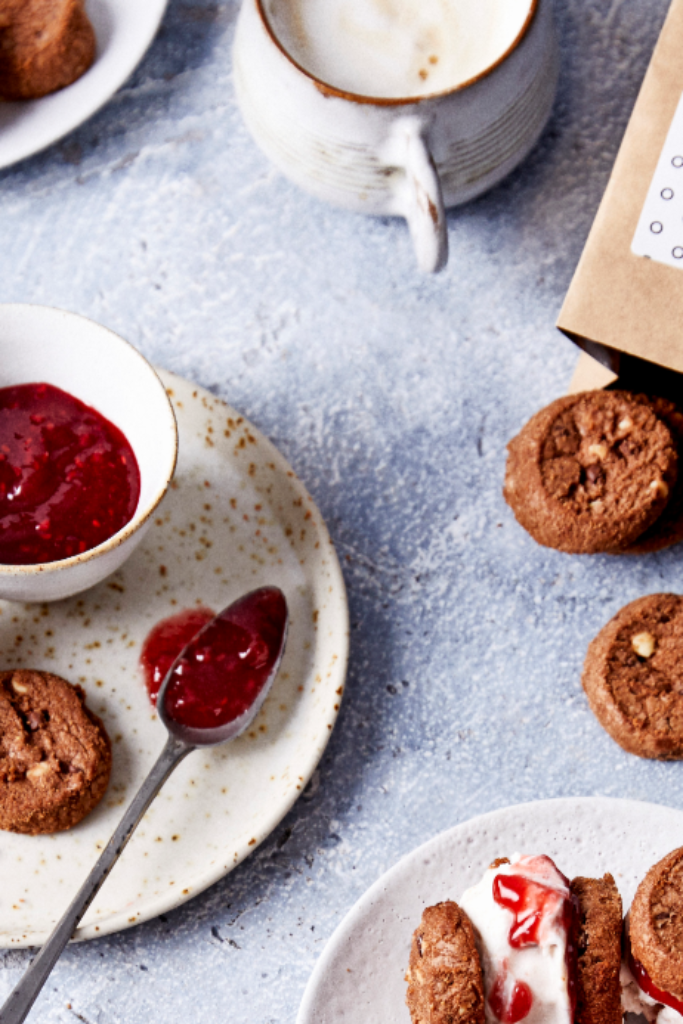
[384,116,448,273]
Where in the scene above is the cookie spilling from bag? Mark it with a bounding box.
[583,593,683,760]
[406,852,623,1024]
[0,669,111,834]
[0,0,96,100]
[503,391,683,555]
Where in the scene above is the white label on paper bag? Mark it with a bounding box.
[632,91,683,269]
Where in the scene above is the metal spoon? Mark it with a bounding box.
[0,585,288,1024]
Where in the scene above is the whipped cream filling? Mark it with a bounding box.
[621,958,683,1024]
[460,854,573,1024]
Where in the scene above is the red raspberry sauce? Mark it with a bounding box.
[140,607,216,704]
[489,856,578,1024]
[489,974,534,1024]
[0,382,140,565]
[141,587,287,730]
[493,860,571,948]
[628,946,683,1015]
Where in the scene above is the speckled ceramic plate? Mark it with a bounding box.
[0,370,348,946]
[297,797,683,1024]
[0,0,168,170]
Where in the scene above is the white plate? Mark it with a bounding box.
[297,796,683,1024]
[0,370,349,946]
[0,0,168,170]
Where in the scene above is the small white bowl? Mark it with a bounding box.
[0,304,178,602]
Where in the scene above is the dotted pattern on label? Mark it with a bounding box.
[632,91,683,269]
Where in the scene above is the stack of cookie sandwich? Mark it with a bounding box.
[622,847,683,1024]
[406,847,683,1024]
[504,391,683,555]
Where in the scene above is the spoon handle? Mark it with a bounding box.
[0,734,192,1024]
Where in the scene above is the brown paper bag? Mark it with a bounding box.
[558,0,683,390]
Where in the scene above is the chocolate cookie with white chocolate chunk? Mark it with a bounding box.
[582,593,683,759]
[617,398,683,554]
[504,391,678,554]
[0,669,111,834]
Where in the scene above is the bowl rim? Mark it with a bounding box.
[0,303,179,578]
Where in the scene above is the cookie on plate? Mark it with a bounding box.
[405,900,485,1024]
[628,846,683,1004]
[582,593,683,759]
[503,391,678,554]
[0,669,111,834]
[0,0,96,100]
[570,874,623,1024]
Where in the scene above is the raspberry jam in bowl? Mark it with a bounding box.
[0,382,141,565]
[0,304,178,602]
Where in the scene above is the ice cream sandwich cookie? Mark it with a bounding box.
[407,854,624,1024]
[570,874,623,1024]
[406,900,486,1024]
[623,846,683,1022]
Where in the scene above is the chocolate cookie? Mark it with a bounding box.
[0,0,96,101]
[582,593,683,759]
[581,593,683,761]
[629,846,683,1001]
[504,391,678,554]
[0,669,111,834]
[618,399,683,554]
[570,874,623,1024]
[406,901,485,1024]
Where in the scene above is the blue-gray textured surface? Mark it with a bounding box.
[0,0,678,1021]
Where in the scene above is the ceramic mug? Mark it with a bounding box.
[233,0,559,273]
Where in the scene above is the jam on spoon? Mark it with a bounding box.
[158,586,289,737]
[140,587,288,736]
[0,586,288,1024]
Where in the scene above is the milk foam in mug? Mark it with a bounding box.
[265,0,534,99]
[234,0,559,271]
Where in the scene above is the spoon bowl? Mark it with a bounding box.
[158,585,288,747]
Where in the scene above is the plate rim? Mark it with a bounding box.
[0,368,350,947]
[296,795,683,1024]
